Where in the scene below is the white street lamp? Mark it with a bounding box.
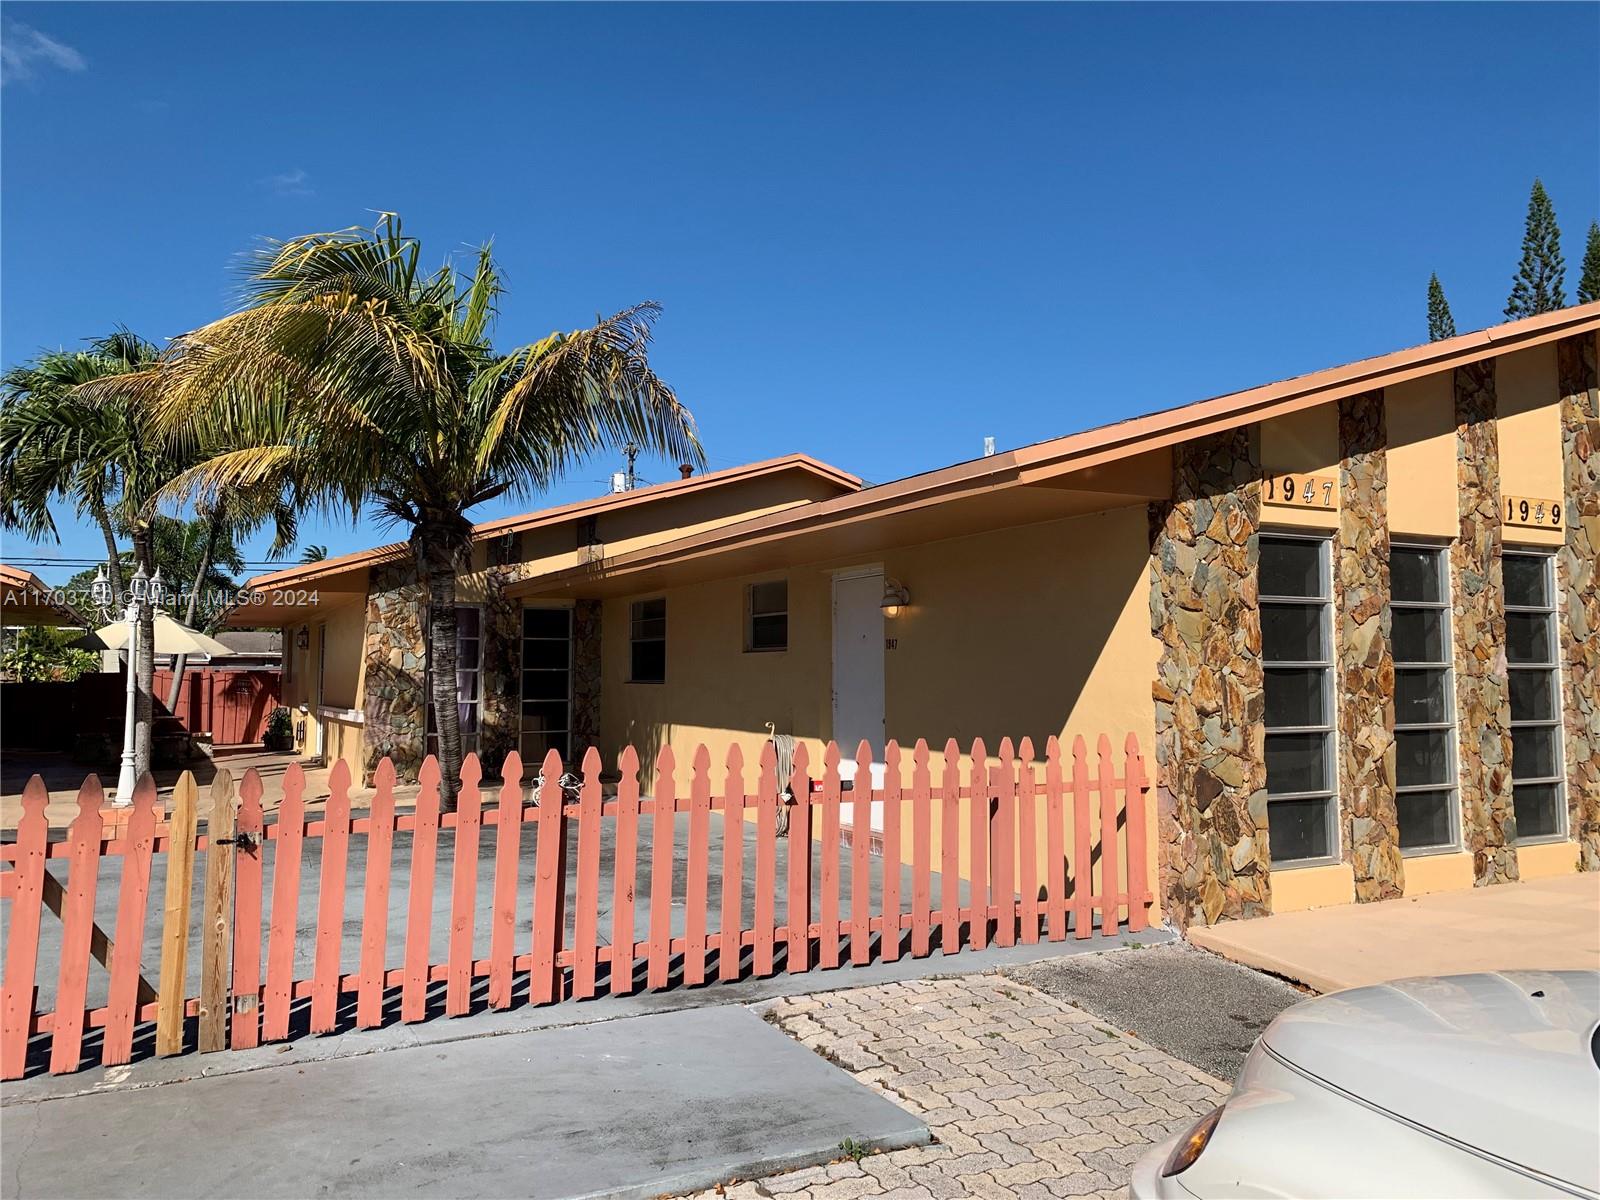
[112,565,148,807]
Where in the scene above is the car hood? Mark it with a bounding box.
[1261,971,1600,1190]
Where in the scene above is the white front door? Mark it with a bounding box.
[832,568,886,826]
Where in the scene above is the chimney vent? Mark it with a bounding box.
[679,464,694,479]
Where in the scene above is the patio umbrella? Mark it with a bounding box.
[93,612,236,658]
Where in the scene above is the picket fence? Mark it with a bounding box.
[0,733,1152,1079]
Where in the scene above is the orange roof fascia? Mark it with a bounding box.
[243,453,860,591]
[520,305,1600,590]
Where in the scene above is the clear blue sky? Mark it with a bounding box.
[4,2,1596,584]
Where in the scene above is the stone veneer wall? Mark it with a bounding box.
[571,598,603,758]
[1149,428,1271,927]
[1452,360,1519,885]
[1337,391,1404,901]
[361,560,428,783]
[1557,333,1600,870]
[480,533,523,770]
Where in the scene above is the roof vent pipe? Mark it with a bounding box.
[679,464,694,479]
[983,436,996,457]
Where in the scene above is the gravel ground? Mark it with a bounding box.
[1004,942,1306,1080]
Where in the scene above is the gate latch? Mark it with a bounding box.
[217,831,258,854]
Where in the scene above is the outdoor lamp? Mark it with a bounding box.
[297,627,310,650]
[880,578,911,618]
[90,565,113,611]
[149,568,167,608]
[129,564,149,603]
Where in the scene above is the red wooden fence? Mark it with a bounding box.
[150,668,280,745]
[0,733,1152,1079]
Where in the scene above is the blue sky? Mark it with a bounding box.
[3,2,1597,584]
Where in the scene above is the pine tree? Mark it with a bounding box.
[1427,273,1457,342]
[1579,220,1600,306]
[1505,179,1567,318]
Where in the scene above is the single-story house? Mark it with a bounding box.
[239,304,1600,926]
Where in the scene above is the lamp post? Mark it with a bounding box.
[96,563,165,807]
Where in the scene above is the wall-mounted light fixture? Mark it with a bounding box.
[296,626,310,651]
[880,578,911,618]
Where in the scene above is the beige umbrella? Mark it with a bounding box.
[94,612,236,657]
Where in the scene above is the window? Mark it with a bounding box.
[629,597,666,683]
[1504,552,1565,841]
[425,606,481,757]
[1261,535,1337,865]
[1391,545,1458,853]
[520,606,572,762]
[746,579,788,652]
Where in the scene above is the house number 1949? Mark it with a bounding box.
[1504,495,1563,528]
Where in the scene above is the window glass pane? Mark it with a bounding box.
[1391,608,1445,663]
[1513,783,1562,840]
[1511,726,1558,781]
[749,613,787,652]
[456,670,479,702]
[1508,670,1556,722]
[1394,669,1449,725]
[632,616,666,641]
[1264,668,1326,727]
[1505,612,1552,665]
[1265,732,1328,795]
[523,608,570,639]
[1260,538,1324,599]
[1391,548,1443,604]
[1262,604,1324,662]
[522,669,568,701]
[750,580,786,616]
[522,638,569,670]
[1395,729,1450,788]
[520,730,570,763]
[1397,790,1454,850]
[456,607,481,639]
[519,700,569,731]
[631,639,666,683]
[1502,555,1548,609]
[1268,797,1331,862]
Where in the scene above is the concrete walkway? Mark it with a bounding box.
[1187,872,1600,993]
[1,1005,929,1200]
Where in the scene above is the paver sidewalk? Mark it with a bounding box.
[696,974,1228,1200]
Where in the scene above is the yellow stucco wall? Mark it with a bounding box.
[1495,344,1565,548]
[278,595,366,780]
[1402,851,1475,896]
[1259,405,1340,532]
[1518,840,1580,880]
[1271,862,1355,913]
[1386,371,1458,540]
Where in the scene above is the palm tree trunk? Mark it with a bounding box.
[417,527,463,809]
[89,494,124,602]
[131,525,155,782]
[166,499,225,709]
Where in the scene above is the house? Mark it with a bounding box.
[239,304,1600,926]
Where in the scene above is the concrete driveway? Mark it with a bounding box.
[1187,872,1600,993]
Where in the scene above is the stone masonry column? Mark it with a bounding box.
[1150,428,1270,927]
[1336,391,1404,901]
[480,533,523,771]
[1557,333,1600,869]
[571,599,603,759]
[361,560,428,784]
[1452,360,1519,885]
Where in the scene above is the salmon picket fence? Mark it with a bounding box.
[0,734,1152,1079]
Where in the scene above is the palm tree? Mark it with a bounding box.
[153,215,702,802]
[298,543,329,564]
[1,331,172,778]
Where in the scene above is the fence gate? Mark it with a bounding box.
[1,733,1153,1079]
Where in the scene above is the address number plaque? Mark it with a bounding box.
[1503,495,1565,529]
[1263,472,1338,511]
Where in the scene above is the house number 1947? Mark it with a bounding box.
[1263,473,1338,510]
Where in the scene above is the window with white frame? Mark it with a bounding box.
[629,597,666,683]
[1504,552,1565,841]
[745,579,788,652]
[520,606,572,762]
[1261,535,1337,865]
[1391,545,1458,852]
[425,606,482,757]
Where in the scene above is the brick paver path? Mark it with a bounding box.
[697,974,1229,1200]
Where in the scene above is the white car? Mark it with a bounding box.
[1130,971,1600,1199]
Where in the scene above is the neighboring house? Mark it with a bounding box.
[239,306,1600,926]
[153,629,283,672]
[0,563,87,628]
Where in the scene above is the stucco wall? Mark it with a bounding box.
[1496,344,1566,549]
[1386,371,1458,540]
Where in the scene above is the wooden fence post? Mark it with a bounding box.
[683,745,712,987]
[358,759,398,1027]
[263,763,306,1042]
[910,740,932,958]
[968,739,990,952]
[785,743,812,974]
[487,753,524,1010]
[1097,735,1120,938]
[1072,736,1093,939]
[646,746,676,992]
[156,772,199,1056]
[198,770,235,1054]
[103,776,159,1066]
[818,742,842,970]
[719,744,746,984]
[446,755,483,1017]
[573,747,605,1000]
[1124,734,1150,934]
[311,759,352,1034]
[531,748,570,1004]
[1,777,50,1079]
[939,740,960,955]
[752,743,778,978]
[1045,737,1067,942]
[880,741,903,964]
[992,738,1016,949]
[402,758,442,1023]
[1016,738,1039,946]
[229,770,265,1051]
[610,747,641,996]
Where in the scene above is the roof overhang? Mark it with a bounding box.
[511,304,1600,600]
[0,565,89,627]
